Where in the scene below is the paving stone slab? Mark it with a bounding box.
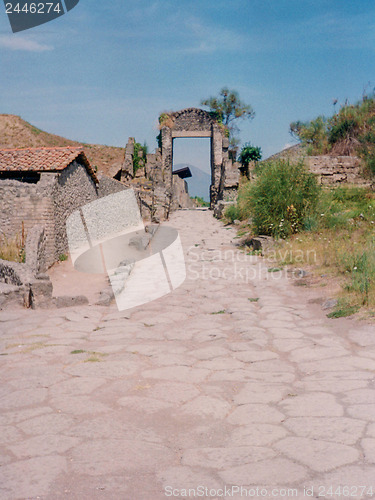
[219,457,308,485]
[182,446,276,469]
[274,436,359,472]
[142,366,210,383]
[17,412,77,435]
[347,404,375,421]
[157,466,222,491]
[227,404,285,424]
[234,383,288,404]
[144,382,201,404]
[361,438,375,463]
[283,417,366,445]
[229,424,289,446]
[279,392,344,417]
[8,434,80,458]
[180,395,231,419]
[117,396,174,413]
[0,456,67,498]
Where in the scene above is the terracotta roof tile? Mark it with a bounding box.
[0,147,98,183]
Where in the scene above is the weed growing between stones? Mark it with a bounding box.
[0,234,25,263]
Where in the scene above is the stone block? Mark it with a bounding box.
[30,279,53,309]
[55,295,89,308]
[242,235,275,251]
[213,201,234,219]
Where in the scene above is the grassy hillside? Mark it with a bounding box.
[0,114,124,176]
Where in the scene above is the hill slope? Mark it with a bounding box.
[0,114,124,176]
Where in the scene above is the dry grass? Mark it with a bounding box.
[0,234,24,263]
[264,187,375,317]
[158,112,175,130]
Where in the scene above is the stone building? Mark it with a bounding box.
[0,147,99,267]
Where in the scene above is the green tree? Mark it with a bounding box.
[201,87,255,147]
[289,116,329,155]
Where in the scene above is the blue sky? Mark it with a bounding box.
[0,0,374,171]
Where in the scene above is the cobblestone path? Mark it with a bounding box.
[0,209,374,499]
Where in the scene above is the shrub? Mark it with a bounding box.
[239,143,262,167]
[224,203,241,223]
[133,141,148,175]
[243,159,320,238]
[290,116,329,154]
[290,92,375,172]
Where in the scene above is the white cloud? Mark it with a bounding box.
[184,20,245,54]
[0,35,53,52]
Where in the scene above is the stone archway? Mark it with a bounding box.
[159,108,239,207]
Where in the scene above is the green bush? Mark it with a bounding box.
[242,159,320,238]
[290,116,329,154]
[290,92,375,167]
[328,118,357,144]
[224,203,241,223]
[239,143,262,167]
[133,142,148,174]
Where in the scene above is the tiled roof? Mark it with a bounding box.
[0,147,98,183]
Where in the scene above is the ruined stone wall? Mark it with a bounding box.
[159,109,239,208]
[53,161,98,260]
[171,108,213,132]
[122,137,135,180]
[306,156,372,187]
[171,176,194,210]
[97,174,128,198]
[0,176,56,266]
[161,127,173,187]
[25,225,47,274]
[0,161,136,269]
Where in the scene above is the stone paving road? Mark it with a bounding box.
[1,209,375,500]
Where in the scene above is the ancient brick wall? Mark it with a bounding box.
[0,176,56,266]
[0,161,99,267]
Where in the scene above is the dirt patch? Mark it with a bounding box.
[48,256,108,304]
